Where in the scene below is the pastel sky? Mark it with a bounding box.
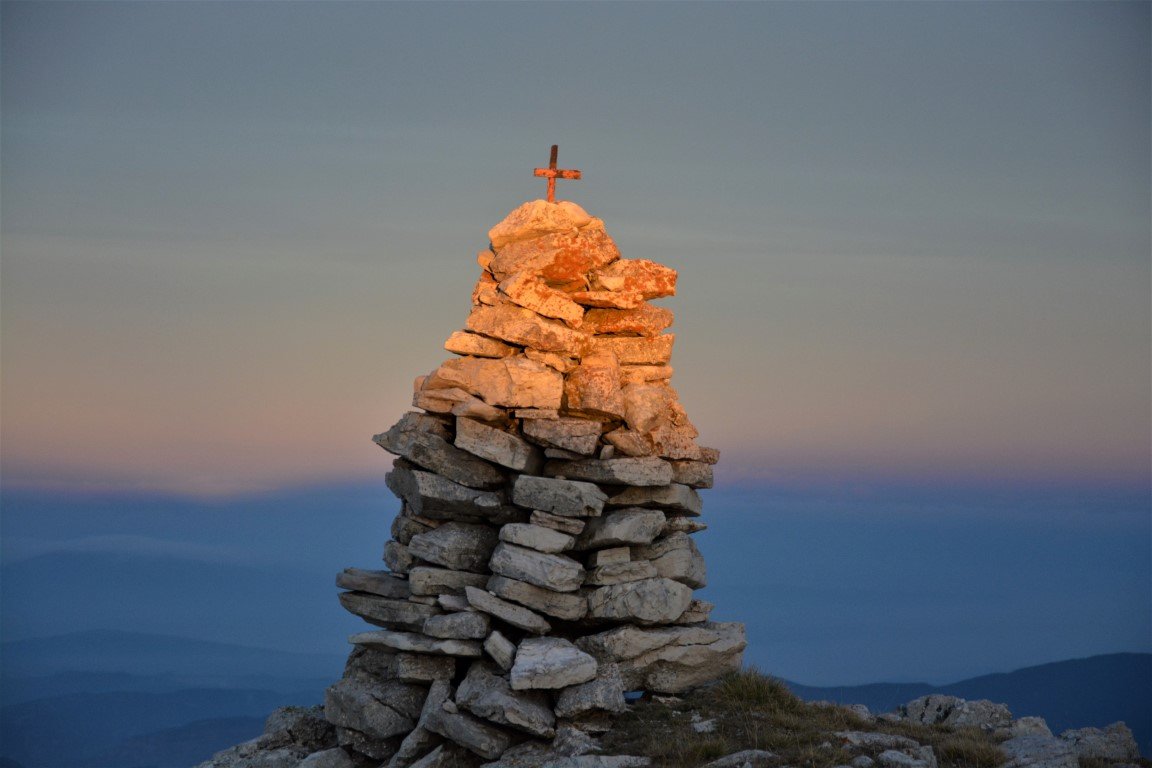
[1,2,1149,686]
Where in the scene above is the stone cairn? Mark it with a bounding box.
[326,195,747,766]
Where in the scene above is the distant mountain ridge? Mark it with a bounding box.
[786,652,1151,755]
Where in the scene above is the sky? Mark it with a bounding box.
[2,1,1149,686]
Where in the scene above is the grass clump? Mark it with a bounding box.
[599,667,1008,768]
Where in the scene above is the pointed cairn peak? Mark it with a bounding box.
[325,196,746,765]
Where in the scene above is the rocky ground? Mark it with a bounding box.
[196,668,1146,768]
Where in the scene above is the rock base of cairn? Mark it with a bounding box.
[325,199,747,766]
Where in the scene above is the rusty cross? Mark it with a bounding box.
[533,144,581,203]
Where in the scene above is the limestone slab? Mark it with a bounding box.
[512,475,607,517]
[569,289,644,309]
[498,523,575,554]
[510,636,598,691]
[386,463,512,522]
[530,510,587,534]
[424,707,514,761]
[602,429,655,458]
[588,335,674,365]
[499,272,585,328]
[422,611,490,640]
[583,305,673,337]
[486,574,588,621]
[577,508,666,549]
[543,457,673,487]
[465,303,588,357]
[383,540,416,574]
[564,351,624,419]
[484,630,517,670]
[586,577,693,625]
[488,541,585,592]
[408,522,499,573]
[425,356,564,410]
[669,460,714,489]
[464,586,551,635]
[487,199,592,250]
[413,386,508,423]
[490,219,619,286]
[455,417,542,473]
[554,662,627,718]
[324,677,423,741]
[593,259,677,299]
[633,532,707,589]
[339,592,441,632]
[607,484,702,516]
[336,568,411,599]
[587,547,630,567]
[396,653,457,682]
[521,417,602,456]
[409,566,490,597]
[444,330,518,358]
[585,561,657,586]
[350,630,483,657]
[457,661,556,738]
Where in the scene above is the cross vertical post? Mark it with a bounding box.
[533,144,581,203]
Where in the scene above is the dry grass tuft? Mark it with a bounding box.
[600,667,1008,768]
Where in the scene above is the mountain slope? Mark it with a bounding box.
[786,652,1151,754]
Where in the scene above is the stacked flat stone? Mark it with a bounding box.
[327,199,747,767]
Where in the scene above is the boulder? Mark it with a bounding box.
[901,695,1012,731]
[1061,723,1140,761]
[510,636,598,690]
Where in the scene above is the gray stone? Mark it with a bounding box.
[585,561,657,586]
[587,547,630,566]
[1000,735,1076,768]
[701,751,776,768]
[410,743,485,768]
[510,636,598,690]
[396,653,457,682]
[486,574,588,621]
[1011,717,1052,738]
[498,522,575,553]
[877,749,936,768]
[607,484,702,516]
[414,385,510,423]
[350,629,483,657]
[297,749,356,768]
[409,522,499,572]
[424,705,514,760]
[488,541,585,592]
[423,611,490,640]
[336,568,411,599]
[587,577,692,624]
[512,475,607,517]
[409,566,490,596]
[393,513,434,545]
[387,462,516,522]
[383,540,416,574]
[324,677,425,740]
[671,598,713,624]
[457,660,556,738]
[1061,723,1140,761]
[901,695,1012,731]
[669,460,713,489]
[544,457,673,487]
[522,417,603,455]
[835,732,922,750]
[663,516,707,534]
[529,510,587,534]
[577,508,665,549]
[389,679,452,768]
[555,662,627,717]
[483,630,517,670]
[437,594,472,611]
[851,757,876,768]
[632,532,707,588]
[338,592,441,632]
[455,417,543,473]
[578,622,747,694]
[376,414,506,489]
[465,585,552,634]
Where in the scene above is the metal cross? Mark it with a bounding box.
[533,145,581,203]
